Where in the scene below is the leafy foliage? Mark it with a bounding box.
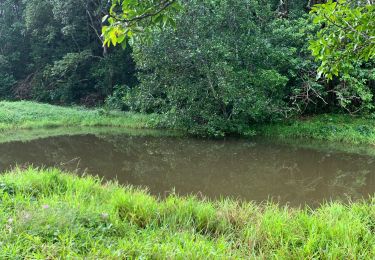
[0,0,375,136]
[309,0,375,79]
[126,0,324,136]
[102,0,180,47]
[0,0,136,105]
[309,0,375,112]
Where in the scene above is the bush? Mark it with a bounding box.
[128,0,321,136]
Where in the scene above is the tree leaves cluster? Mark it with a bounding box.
[309,0,375,112]
[310,0,374,79]
[102,0,180,47]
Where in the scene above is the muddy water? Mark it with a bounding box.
[0,133,374,206]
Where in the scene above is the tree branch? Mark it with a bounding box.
[113,0,176,24]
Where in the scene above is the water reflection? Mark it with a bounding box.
[0,133,374,206]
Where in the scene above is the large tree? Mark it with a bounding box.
[125,0,322,136]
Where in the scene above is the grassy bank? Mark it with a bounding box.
[0,168,373,258]
[3,101,375,145]
[258,114,375,145]
[0,127,182,144]
[0,101,159,131]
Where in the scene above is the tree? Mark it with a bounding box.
[126,0,321,136]
[309,0,375,112]
[309,0,375,79]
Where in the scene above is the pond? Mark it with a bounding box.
[0,131,374,206]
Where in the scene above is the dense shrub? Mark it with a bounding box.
[127,0,319,136]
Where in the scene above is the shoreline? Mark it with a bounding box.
[0,167,373,258]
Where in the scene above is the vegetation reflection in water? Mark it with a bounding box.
[0,131,373,207]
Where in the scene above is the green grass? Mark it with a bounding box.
[0,127,181,144]
[0,168,374,259]
[0,101,159,131]
[3,101,375,145]
[258,114,375,145]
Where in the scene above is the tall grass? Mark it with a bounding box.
[258,114,375,145]
[3,101,375,145]
[0,168,373,258]
[0,101,160,131]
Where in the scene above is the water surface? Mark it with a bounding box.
[0,133,374,206]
